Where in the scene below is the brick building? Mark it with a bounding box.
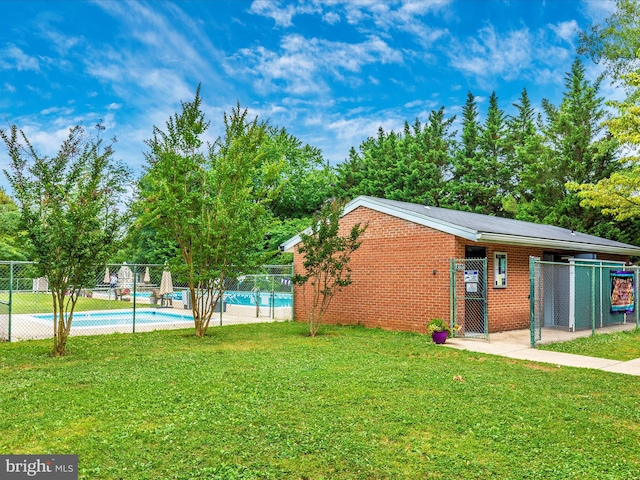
[282,196,640,335]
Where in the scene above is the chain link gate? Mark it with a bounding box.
[450,258,488,339]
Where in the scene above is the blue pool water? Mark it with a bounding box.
[34,309,193,327]
[224,292,292,308]
[134,291,184,300]
[134,290,292,308]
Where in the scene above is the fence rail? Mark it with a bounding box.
[0,262,293,342]
[530,258,639,347]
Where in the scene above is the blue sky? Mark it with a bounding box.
[0,0,615,193]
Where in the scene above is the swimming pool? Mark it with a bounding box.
[134,291,184,301]
[34,309,193,328]
[224,292,292,308]
[134,290,292,308]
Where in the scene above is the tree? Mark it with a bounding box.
[450,91,507,215]
[139,87,282,337]
[569,71,640,221]
[578,0,640,88]
[1,125,131,356]
[334,107,456,206]
[0,188,32,260]
[292,200,366,337]
[263,127,336,219]
[570,1,640,223]
[502,88,545,214]
[516,59,620,237]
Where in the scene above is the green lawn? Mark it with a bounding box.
[1,322,639,479]
[538,328,640,361]
[0,292,138,314]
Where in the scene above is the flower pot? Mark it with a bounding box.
[431,331,448,344]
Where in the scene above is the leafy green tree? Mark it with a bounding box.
[139,87,282,337]
[292,200,366,337]
[264,127,336,219]
[1,125,131,356]
[0,188,32,260]
[516,59,620,237]
[570,1,640,225]
[579,0,640,88]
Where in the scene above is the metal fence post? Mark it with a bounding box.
[8,261,13,342]
[633,267,640,328]
[132,264,137,334]
[591,264,596,337]
[483,257,488,338]
[529,256,535,348]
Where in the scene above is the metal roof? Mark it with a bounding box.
[282,196,640,256]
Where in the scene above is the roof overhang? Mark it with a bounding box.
[281,196,640,257]
[477,233,640,256]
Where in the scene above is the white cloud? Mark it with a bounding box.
[0,46,40,71]
[226,34,403,95]
[549,20,579,44]
[449,25,533,81]
[323,11,340,24]
[249,0,320,27]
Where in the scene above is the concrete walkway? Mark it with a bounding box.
[445,327,640,377]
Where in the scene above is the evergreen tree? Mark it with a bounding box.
[516,59,621,238]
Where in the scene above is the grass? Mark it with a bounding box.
[0,292,137,314]
[1,322,639,479]
[539,328,640,361]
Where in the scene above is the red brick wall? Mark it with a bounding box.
[292,206,630,334]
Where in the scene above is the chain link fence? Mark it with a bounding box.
[0,262,292,342]
[530,258,639,346]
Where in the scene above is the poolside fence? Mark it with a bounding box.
[530,258,639,347]
[0,262,293,342]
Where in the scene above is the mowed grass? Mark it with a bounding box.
[1,322,639,479]
[539,328,640,361]
[0,292,137,314]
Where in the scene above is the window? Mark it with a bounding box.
[494,252,507,288]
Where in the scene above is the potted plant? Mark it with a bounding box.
[426,318,455,344]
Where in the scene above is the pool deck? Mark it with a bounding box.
[1,294,292,342]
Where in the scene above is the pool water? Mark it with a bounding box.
[134,291,184,301]
[34,309,193,327]
[134,290,292,308]
[224,292,292,308]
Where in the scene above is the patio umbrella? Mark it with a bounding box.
[103,268,110,284]
[159,269,174,296]
[143,266,151,283]
[118,264,134,288]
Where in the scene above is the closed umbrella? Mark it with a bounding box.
[143,266,151,283]
[103,268,110,285]
[159,269,174,306]
[159,270,174,296]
